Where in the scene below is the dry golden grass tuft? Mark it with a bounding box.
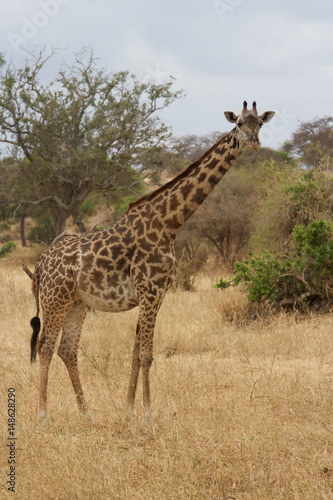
[1,263,333,499]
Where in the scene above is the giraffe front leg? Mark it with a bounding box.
[141,352,155,427]
[126,322,141,418]
[125,296,160,425]
[137,296,161,426]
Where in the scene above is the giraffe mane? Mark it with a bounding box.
[127,133,228,212]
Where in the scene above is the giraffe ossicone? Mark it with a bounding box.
[29,101,275,422]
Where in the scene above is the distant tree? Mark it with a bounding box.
[283,116,333,168]
[174,131,225,162]
[0,47,183,235]
[169,131,294,176]
[233,147,295,170]
[187,166,259,267]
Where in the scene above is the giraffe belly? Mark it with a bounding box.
[76,273,139,313]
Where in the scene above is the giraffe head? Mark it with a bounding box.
[224,101,275,151]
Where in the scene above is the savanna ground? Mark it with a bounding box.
[1,255,333,499]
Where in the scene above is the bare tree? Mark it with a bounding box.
[283,116,333,168]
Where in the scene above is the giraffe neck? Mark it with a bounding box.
[141,127,245,237]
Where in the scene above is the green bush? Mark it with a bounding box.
[285,170,333,228]
[249,165,333,253]
[215,220,333,307]
[0,222,11,231]
[78,199,95,216]
[0,241,16,258]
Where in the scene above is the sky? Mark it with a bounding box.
[1,0,333,150]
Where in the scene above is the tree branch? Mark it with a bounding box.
[22,260,33,280]
[19,195,69,211]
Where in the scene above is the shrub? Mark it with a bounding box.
[249,160,300,252]
[79,199,95,216]
[285,169,333,229]
[215,220,333,307]
[174,237,208,291]
[0,241,16,258]
[0,222,11,231]
[250,164,333,253]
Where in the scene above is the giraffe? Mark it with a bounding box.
[29,101,275,423]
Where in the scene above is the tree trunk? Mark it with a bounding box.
[20,212,27,247]
[54,216,67,236]
[48,204,68,237]
[72,211,86,233]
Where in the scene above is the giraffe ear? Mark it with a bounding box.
[224,111,239,123]
[260,111,275,123]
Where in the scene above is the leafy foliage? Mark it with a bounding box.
[250,160,333,253]
[215,221,333,306]
[285,167,333,227]
[78,199,95,216]
[0,241,16,258]
[0,47,183,234]
[0,222,11,231]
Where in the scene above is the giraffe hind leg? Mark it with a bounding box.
[37,316,65,422]
[57,300,93,421]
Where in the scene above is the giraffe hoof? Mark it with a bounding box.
[125,405,134,422]
[144,409,155,428]
[83,410,95,424]
[37,410,48,423]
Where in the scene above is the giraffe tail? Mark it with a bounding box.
[30,317,41,363]
[30,260,42,363]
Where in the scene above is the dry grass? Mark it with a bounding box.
[1,262,333,499]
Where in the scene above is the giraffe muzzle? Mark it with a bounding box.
[248,140,260,151]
